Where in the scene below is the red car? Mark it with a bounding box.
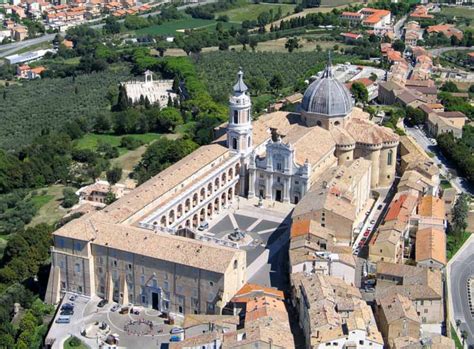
[363,230,370,237]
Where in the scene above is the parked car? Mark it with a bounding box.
[377,204,383,210]
[97,299,108,308]
[119,306,129,314]
[61,303,74,311]
[56,316,71,324]
[364,287,375,293]
[370,219,376,225]
[69,294,77,302]
[363,230,370,237]
[170,335,182,342]
[365,279,376,286]
[170,327,184,335]
[110,304,120,312]
[60,308,74,316]
[198,222,209,231]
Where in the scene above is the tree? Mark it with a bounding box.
[106,167,122,185]
[392,39,405,53]
[105,190,117,205]
[269,73,284,92]
[115,85,130,112]
[350,82,368,104]
[157,107,184,132]
[104,16,121,34]
[249,37,258,52]
[62,188,78,208]
[93,112,111,133]
[257,11,271,28]
[285,37,300,53]
[461,330,468,345]
[405,106,426,126]
[441,81,459,93]
[452,193,469,234]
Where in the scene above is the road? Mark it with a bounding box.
[448,234,474,347]
[428,46,473,58]
[0,0,217,58]
[404,125,473,195]
[393,15,407,39]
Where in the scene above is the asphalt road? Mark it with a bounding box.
[404,125,473,195]
[449,236,474,347]
[428,46,473,58]
[393,15,407,39]
[0,0,217,58]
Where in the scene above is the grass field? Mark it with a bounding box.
[136,18,220,35]
[28,185,68,227]
[216,3,296,23]
[110,133,179,180]
[441,6,474,20]
[74,133,161,155]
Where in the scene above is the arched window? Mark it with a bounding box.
[334,120,340,126]
[316,120,322,127]
[387,149,393,166]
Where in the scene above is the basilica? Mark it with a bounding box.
[46,59,399,314]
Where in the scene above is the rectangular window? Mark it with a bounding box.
[59,261,65,269]
[233,110,238,124]
[78,286,83,293]
[140,275,145,285]
[207,302,215,313]
[163,280,169,291]
[128,263,132,270]
[61,281,66,290]
[75,263,81,273]
[276,163,282,171]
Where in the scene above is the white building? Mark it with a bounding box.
[123,70,178,107]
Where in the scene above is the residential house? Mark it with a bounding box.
[375,262,444,329]
[292,273,383,349]
[12,26,27,41]
[375,293,421,348]
[415,195,446,231]
[415,227,446,269]
[423,107,467,139]
[427,24,463,41]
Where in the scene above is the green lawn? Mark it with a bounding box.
[447,231,471,260]
[30,194,55,210]
[64,336,88,349]
[441,6,474,20]
[135,18,218,35]
[75,133,161,155]
[451,325,463,349]
[216,3,296,22]
[27,185,68,227]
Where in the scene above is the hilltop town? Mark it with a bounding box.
[0,0,473,348]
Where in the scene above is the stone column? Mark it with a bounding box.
[283,177,290,203]
[265,174,272,200]
[248,168,255,198]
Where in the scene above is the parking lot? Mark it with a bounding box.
[46,293,182,348]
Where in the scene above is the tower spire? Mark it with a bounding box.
[233,67,248,93]
[323,51,333,78]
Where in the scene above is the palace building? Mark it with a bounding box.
[46,59,399,317]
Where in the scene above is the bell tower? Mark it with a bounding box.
[228,69,253,156]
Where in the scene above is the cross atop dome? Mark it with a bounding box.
[233,68,248,94]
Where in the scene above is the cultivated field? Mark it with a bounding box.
[441,6,474,20]
[136,18,221,35]
[216,2,296,22]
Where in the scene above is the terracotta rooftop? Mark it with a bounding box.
[417,195,445,220]
[415,227,446,266]
[53,217,243,274]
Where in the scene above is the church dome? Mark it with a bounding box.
[301,63,354,117]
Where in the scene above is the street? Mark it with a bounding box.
[448,234,474,347]
[393,15,407,39]
[405,125,473,195]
